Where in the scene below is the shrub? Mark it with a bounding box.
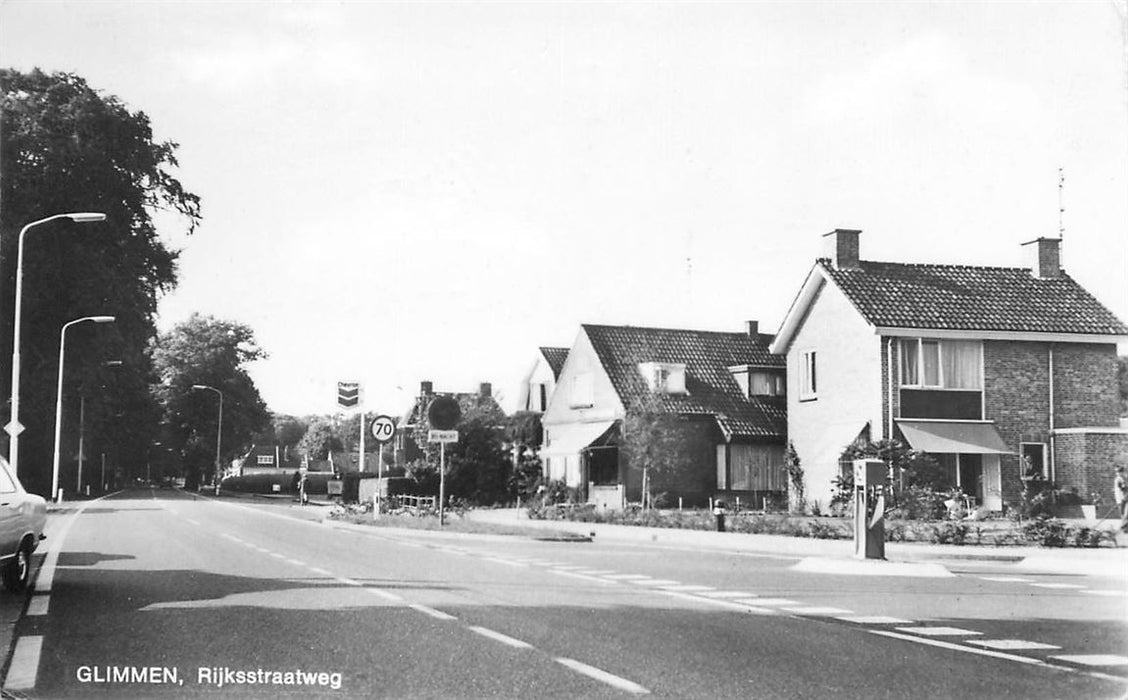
[932,521,971,545]
[1021,517,1070,547]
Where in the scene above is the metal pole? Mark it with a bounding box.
[359,410,366,473]
[216,391,223,482]
[77,395,85,494]
[101,453,106,492]
[375,441,383,515]
[439,441,446,527]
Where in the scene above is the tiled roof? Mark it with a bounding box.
[539,346,570,379]
[822,260,1128,335]
[583,324,786,440]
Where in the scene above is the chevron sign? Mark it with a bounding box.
[337,381,361,410]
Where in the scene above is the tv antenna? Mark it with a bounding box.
[1057,167,1065,241]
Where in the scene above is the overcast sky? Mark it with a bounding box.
[2,1,1126,418]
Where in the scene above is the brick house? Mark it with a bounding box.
[770,229,1128,512]
[515,346,569,414]
[393,381,505,468]
[541,323,787,509]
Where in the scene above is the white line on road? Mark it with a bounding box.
[631,579,681,587]
[483,557,528,568]
[1050,654,1128,666]
[551,570,619,584]
[3,635,43,691]
[837,615,914,625]
[870,630,1127,683]
[661,585,714,592]
[555,657,650,695]
[364,588,404,602]
[309,567,332,576]
[697,590,756,598]
[966,639,1061,651]
[408,604,457,620]
[25,594,49,617]
[980,576,1034,583]
[784,606,855,616]
[895,626,982,637]
[468,626,534,649]
[1029,583,1085,589]
[602,574,651,580]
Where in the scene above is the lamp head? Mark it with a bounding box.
[66,212,106,223]
[91,316,115,324]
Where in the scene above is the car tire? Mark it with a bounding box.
[2,541,31,592]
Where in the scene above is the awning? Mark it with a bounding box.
[542,420,617,457]
[896,420,1011,455]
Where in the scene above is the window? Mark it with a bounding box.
[749,372,784,397]
[799,351,817,400]
[1020,443,1047,480]
[899,339,981,390]
[638,362,687,395]
[256,455,274,465]
[570,372,593,408]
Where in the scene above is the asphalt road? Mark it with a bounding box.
[2,488,1126,698]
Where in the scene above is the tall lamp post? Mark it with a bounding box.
[191,385,223,485]
[8,212,106,479]
[51,315,115,502]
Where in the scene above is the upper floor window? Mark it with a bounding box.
[729,366,785,398]
[799,350,817,400]
[570,372,594,408]
[899,339,981,390]
[638,362,688,395]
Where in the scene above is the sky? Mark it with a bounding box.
[2,1,1126,418]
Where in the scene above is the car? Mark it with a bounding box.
[0,456,47,591]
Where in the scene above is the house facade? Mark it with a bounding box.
[541,323,787,509]
[516,347,569,414]
[771,229,1128,512]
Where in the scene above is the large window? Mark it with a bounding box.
[799,351,817,400]
[570,372,594,408]
[899,339,981,389]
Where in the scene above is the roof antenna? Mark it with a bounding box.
[1058,167,1065,269]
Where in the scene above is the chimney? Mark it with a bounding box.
[744,320,759,337]
[420,380,433,396]
[1022,237,1061,278]
[822,228,862,269]
[479,382,492,398]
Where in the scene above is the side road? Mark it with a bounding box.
[462,507,1128,578]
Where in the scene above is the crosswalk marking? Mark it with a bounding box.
[896,626,982,637]
[1050,654,1128,667]
[966,639,1060,651]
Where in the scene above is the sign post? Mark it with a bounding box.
[370,415,396,514]
[426,396,462,527]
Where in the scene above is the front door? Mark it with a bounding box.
[981,454,1003,511]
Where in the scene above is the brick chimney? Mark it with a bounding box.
[1022,237,1061,278]
[420,380,433,396]
[744,320,759,337]
[822,228,862,269]
[479,382,492,398]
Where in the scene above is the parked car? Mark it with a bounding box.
[0,456,47,591]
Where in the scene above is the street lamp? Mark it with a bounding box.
[8,212,106,480]
[51,315,115,502]
[191,385,223,484]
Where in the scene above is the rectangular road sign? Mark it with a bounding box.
[428,430,459,443]
[337,381,361,410]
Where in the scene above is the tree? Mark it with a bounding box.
[620,391,688,509]
[505,412,543,499]
[150,314,269,488]
[1,69,200,494]
[297,418,343,462]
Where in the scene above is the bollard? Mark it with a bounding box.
[712,499,727,532]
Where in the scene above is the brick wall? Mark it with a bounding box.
[984,341,1051,504]
[1050,343,1120,429]
[1054,431,1128,507]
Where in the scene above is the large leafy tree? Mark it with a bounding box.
[150,314,269,488]
[1,69,200,494]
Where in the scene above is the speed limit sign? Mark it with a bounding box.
[370,415,397,444]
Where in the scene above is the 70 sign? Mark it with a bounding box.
[369,415,397,444]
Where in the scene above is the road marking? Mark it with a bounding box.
[896,626,982,637]
[966,639,1060,651]
[409,603,457,620]
[364,588,404,602]
[468,626,534,649]
[1029,583,1085,589]
[741,598,797,606]
[784,606,854,616]
[697,590,756,598]
[1050,654,1128,666]
[286,559,306,567]
[980,576,1034,582]
[3,635,43,691]
[550,565,590,571]
[555,658,650,695]
[269,552,287,560]
[25,594,49,617]
[603,574,651,580]
[837,615,914,625]
[337,577,362,587]
[661,585,714,592]
[1085,590,1128,597]
[184,518,201,526]
[551,570,619,584]
[309,567,332,576]
[574,570,616,575]
[631,579,681,587]
[483,557,528,568]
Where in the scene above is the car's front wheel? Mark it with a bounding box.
[2,541,31,592]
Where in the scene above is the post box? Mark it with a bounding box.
[853,459,887,560]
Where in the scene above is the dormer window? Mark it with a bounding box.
[729,365,785,398]
[638,362,688,395]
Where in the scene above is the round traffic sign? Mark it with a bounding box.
[426,396,461,430]
[370,414,396,443]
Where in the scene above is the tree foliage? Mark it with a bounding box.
[150,314,269,488]
[1,69,200,494]
[621,391,687,509]
[297,418,343,462]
